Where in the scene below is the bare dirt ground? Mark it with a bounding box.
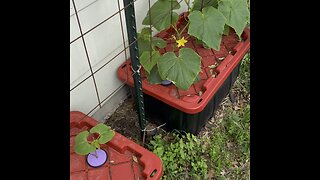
[104,95,142,143]
[104,93,166,145]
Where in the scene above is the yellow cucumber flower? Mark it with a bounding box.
[176,36,188,48]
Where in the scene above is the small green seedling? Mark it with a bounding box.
[74,123,115,157]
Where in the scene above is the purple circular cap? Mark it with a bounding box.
[161,80,172,86]
[86,149,108,168]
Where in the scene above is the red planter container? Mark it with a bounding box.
[117,13,250,134]
[70,111,163,180]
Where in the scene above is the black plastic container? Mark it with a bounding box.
[142,63,241,135]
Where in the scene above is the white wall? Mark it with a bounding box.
[70,0,191,119]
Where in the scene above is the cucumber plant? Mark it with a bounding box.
[138,0,249,90]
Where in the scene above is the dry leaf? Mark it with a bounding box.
[234,106,241,110]
[232,161,239,168]
[132,155,138,163]
[198,91,203,96]
[220,170,226,176]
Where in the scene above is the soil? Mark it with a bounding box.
[104,95,141,143]
[104,94,160,145]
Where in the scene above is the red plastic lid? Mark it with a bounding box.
[70,111,163,180]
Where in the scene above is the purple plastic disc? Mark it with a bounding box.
[86,149,108,168]
[161,80,172,86]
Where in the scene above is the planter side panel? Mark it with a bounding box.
[142,62,241,134]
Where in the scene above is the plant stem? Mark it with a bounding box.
[171,24,180,39]
[180,21,190,36]
[172,21,190,40]
[93,149,98,158]
[97,134,101,142]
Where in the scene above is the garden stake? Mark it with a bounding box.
[123,0,146,142]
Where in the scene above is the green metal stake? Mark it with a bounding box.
[123,0,146,142]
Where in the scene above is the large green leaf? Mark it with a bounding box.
[138,37,150,56]
[142,0,180,31]
[194,74,201,83]
[223,24,230,35]
[157,48,201,90]
[139,27,152,40]
[74,131,96,155]
[218,0,249,37]
[140,51,161,74]
[138,37,166,56]
[188,6,226,50]
[192,0,218,11]
[146,66,163,84]
[90,123,115,144]
[138,28,166,56]
[152,37,167,49]
[138,28,151,56]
